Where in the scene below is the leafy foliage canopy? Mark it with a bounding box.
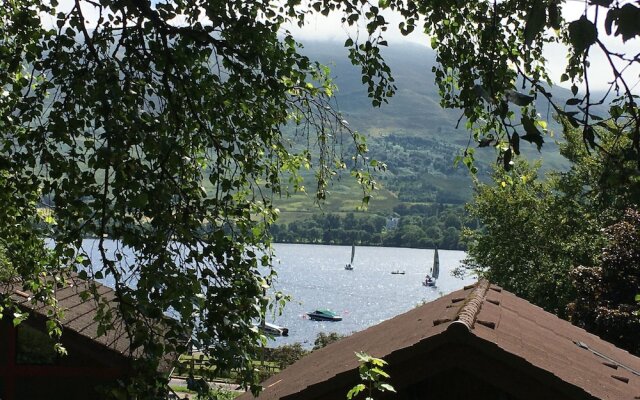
[1,1,384,396]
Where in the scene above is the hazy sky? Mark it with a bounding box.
[287,2,640,92]
[46,0,640,91]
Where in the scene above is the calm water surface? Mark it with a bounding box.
[80,240,475,348]
[265,244,475,347]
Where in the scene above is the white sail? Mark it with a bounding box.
[350,244,355,265]
[345,244,355,270]
[432,247,440,280]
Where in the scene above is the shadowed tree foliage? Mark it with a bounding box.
[265,343,309,370]
[271,208,466,250]
[0,170,53,313]
[465,116,639,323]
[463,159,598,316]
[569,208,640,356]
[313,331,345,350]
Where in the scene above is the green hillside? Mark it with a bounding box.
[274,42,568,215]
[269,41,577,248]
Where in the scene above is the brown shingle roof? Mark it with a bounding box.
[242,280,640,400]
[1,274,132,357]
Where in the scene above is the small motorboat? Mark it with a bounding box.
[391,270,406,275]
[257,321,289,336]
[307,309,342,322]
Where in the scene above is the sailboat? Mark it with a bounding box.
[345,244,355,270]
[423,246,439,287]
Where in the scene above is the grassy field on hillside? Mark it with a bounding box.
[272,172,401,225]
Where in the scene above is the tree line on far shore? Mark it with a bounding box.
[270,203,469,250]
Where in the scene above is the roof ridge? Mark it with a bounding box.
[451,279,490,331]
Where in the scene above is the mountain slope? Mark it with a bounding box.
[275,41,571,221]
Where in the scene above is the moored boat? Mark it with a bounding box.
[307,309,342,322]
[257,321,289,336]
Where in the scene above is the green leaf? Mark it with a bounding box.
[548,1,561,30]
[347,384,366,399]
[610,104,623,119]
[511,132,520,155]
[370,367,390,378]
[522,116,541,137]
[589,0,613,7]
[568,16,598,52]
[505,90,534,106]
[54,343,68,356]
[584,125,596,148]
[524,0,546,45]
[430,36,438,49]
[571,84,579,96]
[521,116,545,150]
[609,4,640,42]
[368,357,387,367]
[503,148,513,171]
[378,383,396,392]
[13,312,25,327]
[605,8,616,36]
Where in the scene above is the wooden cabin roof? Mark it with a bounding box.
[241,280,640,400]
[2,274,133,358]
